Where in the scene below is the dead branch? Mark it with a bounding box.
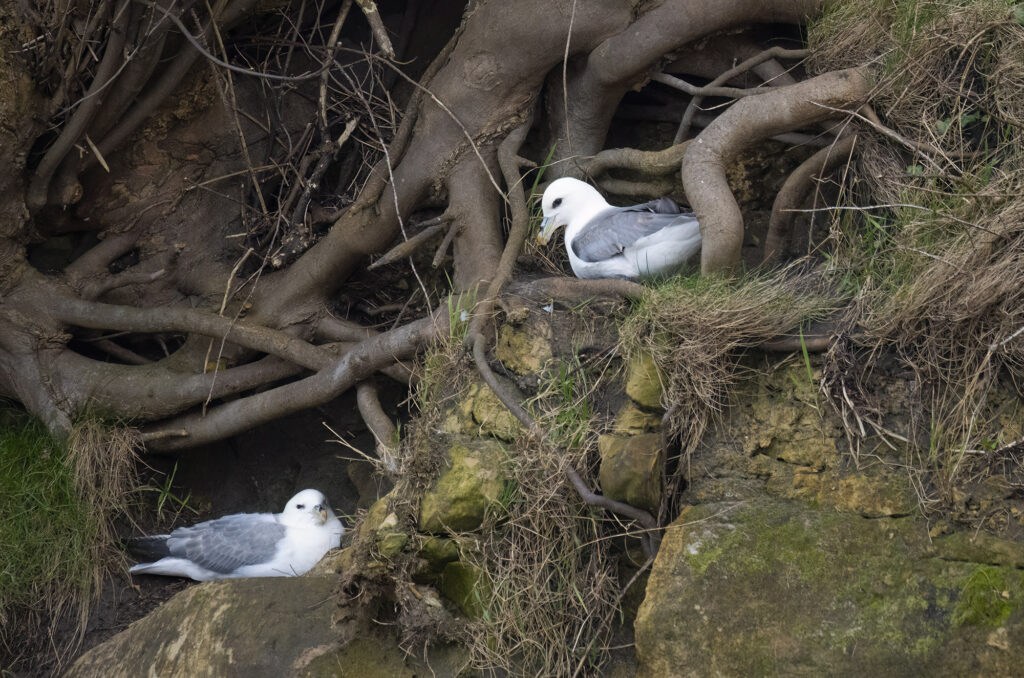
[682,66,870,274]
[369,219,449,270]
[50,293,331,369]
[764,134,857,263]
[92,339,151,364]
[353,0,394,59]
[27,1,130,212]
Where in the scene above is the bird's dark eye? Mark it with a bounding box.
[552,198,563,208]
[296,504,305,510]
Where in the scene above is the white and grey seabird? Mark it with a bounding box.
[538,177,701,280]
[127,489,344,581]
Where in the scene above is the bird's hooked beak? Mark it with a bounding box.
[537,215,559,245]
[315,504,328,523]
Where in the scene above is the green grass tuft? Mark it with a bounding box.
[0,411,138,665]
[0,418,97,641]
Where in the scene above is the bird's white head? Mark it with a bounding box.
[282,489,333,527]
[538,177,607,245]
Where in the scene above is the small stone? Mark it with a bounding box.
[376,531,408,558]
[468,382,519,441]
[987,627,1010,651]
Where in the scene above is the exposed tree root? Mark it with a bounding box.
[143,309,446,450]
[682,66,870,273]
[765,134,858,263]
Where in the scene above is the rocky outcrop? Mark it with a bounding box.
[635,498,1024,677]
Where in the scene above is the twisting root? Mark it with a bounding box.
[663,46,810,144]
[356,380,398,473]
[682,66,871,274]
[765,134,857,263]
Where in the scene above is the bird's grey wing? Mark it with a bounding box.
[571,200,695,263]
[166,514,286,574]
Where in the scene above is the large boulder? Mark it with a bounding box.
[67,576,342,677]
[66,572,469,677]
[635,498,1024,677]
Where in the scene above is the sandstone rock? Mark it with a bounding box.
[612,401,663,435]
[635,499,1024,678]
[415,536,461,579]
[66,577,342,677]
[468,382,519,441]
[419,437,508,533]
[439,561,490,618]
[625,353,665,410]
[598,433,663,512]
[497,321,552,375]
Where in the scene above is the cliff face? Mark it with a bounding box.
[68,292,1024,677]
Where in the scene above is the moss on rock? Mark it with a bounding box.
[612,401,663,435]
[65,577,344,677]
[625,353,665,411]
[418,437,509,534]
[635,499,1024,678]
[439,561,490,619]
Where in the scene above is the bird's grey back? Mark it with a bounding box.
[166,514,287,574]
[571,198,697,263]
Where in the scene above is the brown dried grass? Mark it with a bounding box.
[808,0,1024,500]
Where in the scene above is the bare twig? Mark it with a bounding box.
[353,0,395,59]
[369,219,449,270]
[668,46,810,143]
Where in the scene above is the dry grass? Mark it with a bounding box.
[342,330,636,676]
[619,269,836,457]
[806,0,1024,502]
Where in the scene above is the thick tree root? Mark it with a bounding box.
[682,66,870,274]
[765,134,858,263]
